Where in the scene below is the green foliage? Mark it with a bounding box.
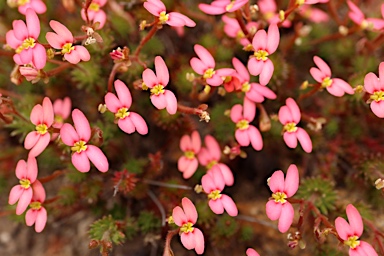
[66,167,88,183]
[137,211,161,234]
[89,215,125,245]
[124,217,139,240]
[71,61,104,91]
[239,225,253,242]
[212,215,239,238]
[123,157,148,174]
[296,177,337,214]
[210,102,236,143]
[58,186,78,206]
[196,200,215,226]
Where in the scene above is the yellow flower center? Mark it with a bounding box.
[20,179,31,189]
[208,190,222,200]
[22,37,36,50]
[236,30,245,39]
[344,236,360,249]
[236,119,249,130]
[284,122,298,133]
[159,11,169,24]
[241,82,250,92]
[141,82,148,91]
[36,124,48,135]
[150,84,165,95]
[254,50,269,61]
[17,0,30,6]
[71,140,87,153]
[89,2,100,11]
[203,68,215,79]
[62,43,75,55]
[180,222,194,233]
[370,91,384,102]
[225,1,235,11]
[29,201,42,210]
[184,150,195,159]
[272,191,287,203]
[321,77,333,88]
[55,115,64,124]
[296,0,305,5]
[115,107,130,119]
[206,160,217,170]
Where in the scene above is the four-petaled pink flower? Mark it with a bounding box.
[144,0,196,27]
[198,135,234,186]
[247,24,280,86]
[201,167,238,216]
[16,0,47,15]
[258,0,291,27]
[81,0,107,29]
[25,97,54,157]
[60,109,109,173]
[335,204,378,256]
[199,0,249,15]
[6,8,47,70]
[230,98,263,151]
[278,98,312,153]
[25,180,47,233]
[190,44,234,86]
[142,56,178,115]
[364,62,384,118]
[266,164,299,233]
[246,248,260,256]
[310,56,354,97]
[172,197,204,255]
[52,97,72,140]
[105,80,148,135]
[298,5,329,23]
[347,0,384,30]
[178,131,201,179]
[221,15,258,48]
[232,57,276,103]
[9,157,38,215]
[46,20,91,64]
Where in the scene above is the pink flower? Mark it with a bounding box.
[46,20,91,64]
[335,204,378,256]
[364,62,384,118]
[278,98,312,153]
[190,44,235,86]
[347,0,384,30]
[297,0,329,5]
[60,109,109,173]
[5,8,47,69]
[201,167,238,216]
[105,80,148,135]
[258,0,291,27]
[52,97,72,140]
[178,131,201,179]
[172,197,204,254]
[24,97,54,157]
[25,180,47,233]
[199,0,249,15]
[144,0,196,27]
[198,135,234,186]
[247,24,280,86]
[221,15,258,47]
[81,0,107,29]
[142,56,178,115]
[17,0,47,15]
[9,157,38,215]
[266,164,299,233]
[298,5,329,23]
[310,56,354,97]
[230,98,263,151]
[246,248,260,256]
[232,57,276,102]
[19,65,39,82]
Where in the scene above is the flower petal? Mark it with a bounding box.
[28,133,50,157]
[266,200,282,221]
[248,125,263,151]
[230,104,243,123]
[72,152,91,173]
[284,164,299,197]
[247,58,264,76]
[13,20,28,41]
[194,44,215,68]
[181,232,195,250]
[278,202,294,233]
[34,207,47,232]
[9,185,24,205]
[86,145,109,173]
[286,98,301,123]
[105,93,121,113]
[26,9,40,39]
[346,204,363,238]
[296,128,312,153]
[283,132,298,149]
[335,216,353,241]
[266,24,280,54]
[313,56,331,77]
[209,199,224,214]
[172,206,187,226]
[269,170,285,192]
[49,20,73,42]
[370,101,384,118]
[252,29,267,51]
[182,197,198,224]
[129,112,148,135]
[16,188,33,215]
[60,123,79,146]
[221,194,238,216]
[164,90,178,115]
[193,228,205,255]
[72,109,91,142]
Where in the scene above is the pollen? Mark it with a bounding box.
[36,124,48,135]
[17,0,30,6]
[115,107,130,119]
[284,122,298,133]
[62,43,75,55]
[344,236,360,249]
[236,120,249,130]
[321,77,333,88]
[225,1,235,11]
[295,0,305,5]
[71,140,87,153]
[254,50,269,61]
[20,179,31,189]
[206,160,217,170]
[236,30,245,39]
[184,150,195,159]
[89,3,100,11]
[370,91,384,102]
[203,68,215,79]
[180,222,194,233]
[272,191,287,203]
[208,190,222,200]
[241,82,251,92]
[159,11,169,24]
[150,84,165,95]
[29,201,42,210]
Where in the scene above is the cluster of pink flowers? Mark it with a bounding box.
[81,0,108,29]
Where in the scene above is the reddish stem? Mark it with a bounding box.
[162,229,179,256]
[134,24,159,57]
[39,170,66,184]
